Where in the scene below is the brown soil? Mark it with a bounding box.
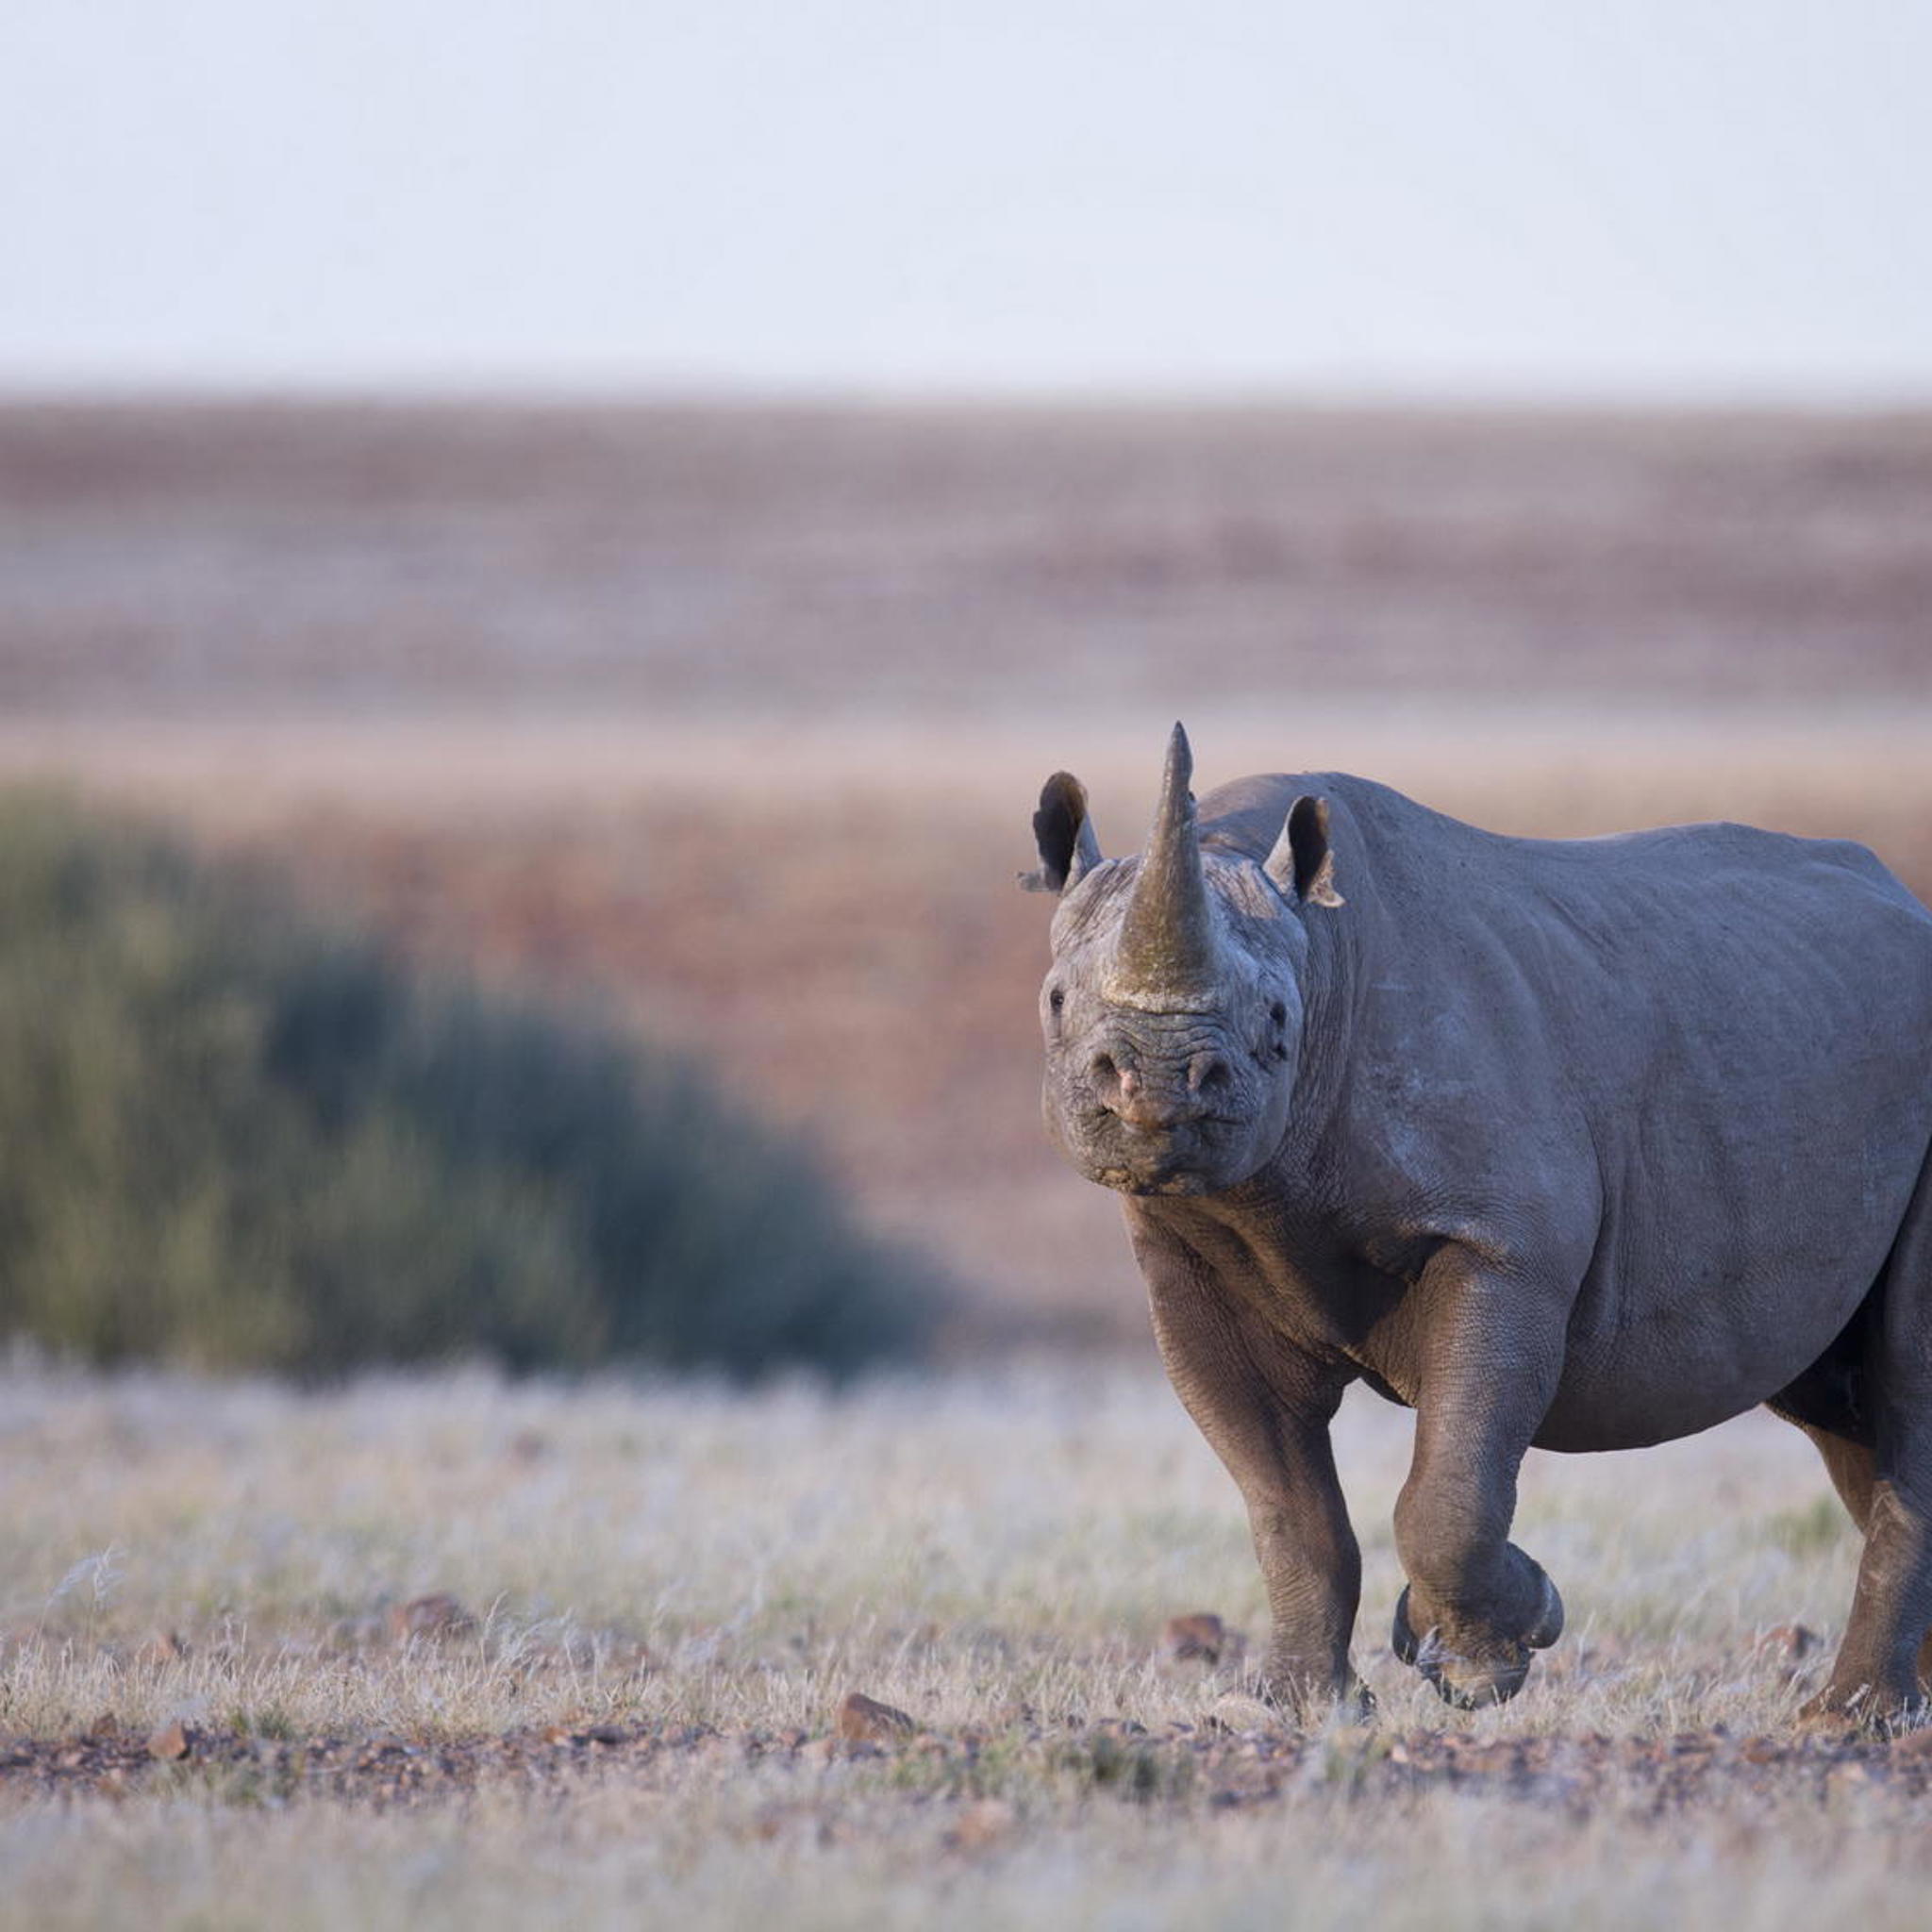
[6,1715,1929,1816]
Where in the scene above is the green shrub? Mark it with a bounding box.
[0,793,937,1377]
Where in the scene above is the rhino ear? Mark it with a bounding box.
[1021,772,1103,894]
[1264,795,1345,908]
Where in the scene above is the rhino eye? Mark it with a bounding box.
[1049,988,1066,1015]
[1269,1001,1287,1029]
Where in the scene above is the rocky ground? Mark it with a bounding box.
[10,1699,1932,1813]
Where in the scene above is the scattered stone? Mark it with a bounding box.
[134,1632,189,1667]
[1761,1624,1819,1661]
[835,1692,918,1743]
[388,1594,475,1641]
[1162,1613,1228,1664]
[145,1720,192,1762]
[85,1712,120,1740]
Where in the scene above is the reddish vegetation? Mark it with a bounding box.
[5,402,1932,714]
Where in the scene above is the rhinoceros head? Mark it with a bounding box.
[1023,724,1336,1197]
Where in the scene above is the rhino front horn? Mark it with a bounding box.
[1108,723,1223,1006]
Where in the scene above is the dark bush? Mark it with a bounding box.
[0,793,936,1377]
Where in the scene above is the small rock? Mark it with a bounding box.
[135,1632,189,1667]
[86,1711,121,1740]
[146,1719,192,1762]
[388,1594,474,1641]
[835,1691,917,1743]
[1762,1624,1819,1661]
[1889,1726,1932,1760]
[1163,1613,1228,1664]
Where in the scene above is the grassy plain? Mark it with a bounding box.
[2,1360,1926,1931]
[5,402,1932,1924]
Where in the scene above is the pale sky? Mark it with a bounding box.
[5,1,1929,397]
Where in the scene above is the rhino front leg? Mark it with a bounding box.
[1137,1226,1367,1722]
[1391,1250,1568,1709]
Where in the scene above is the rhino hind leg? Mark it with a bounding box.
[1774,1162,1932,1732]
[1780,1423,1932,1697]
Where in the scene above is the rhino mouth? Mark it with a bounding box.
[1086,1124,1232,1196]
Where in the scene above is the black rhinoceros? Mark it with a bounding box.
[1023,724,1932,1726]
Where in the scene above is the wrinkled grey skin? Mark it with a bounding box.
[1024,724,1932,1727]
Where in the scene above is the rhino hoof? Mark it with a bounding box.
[1797,1680,1928,1737]
[1425,1650,1534,1710]
[1391,1586,1421,1665]
[1391,1574,1552,1707]
[1525,1568,1565,1650]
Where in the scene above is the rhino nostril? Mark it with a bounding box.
[1089,1051,1120,1095]
[1189,1052,1232,1096]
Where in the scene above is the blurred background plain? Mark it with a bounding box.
[3,1,1930,1365]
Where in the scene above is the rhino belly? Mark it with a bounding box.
[1533,1112,1931,1455]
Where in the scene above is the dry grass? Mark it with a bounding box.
[2,1361,1926,1929]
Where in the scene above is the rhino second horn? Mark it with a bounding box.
[1109,723,1224,1003]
